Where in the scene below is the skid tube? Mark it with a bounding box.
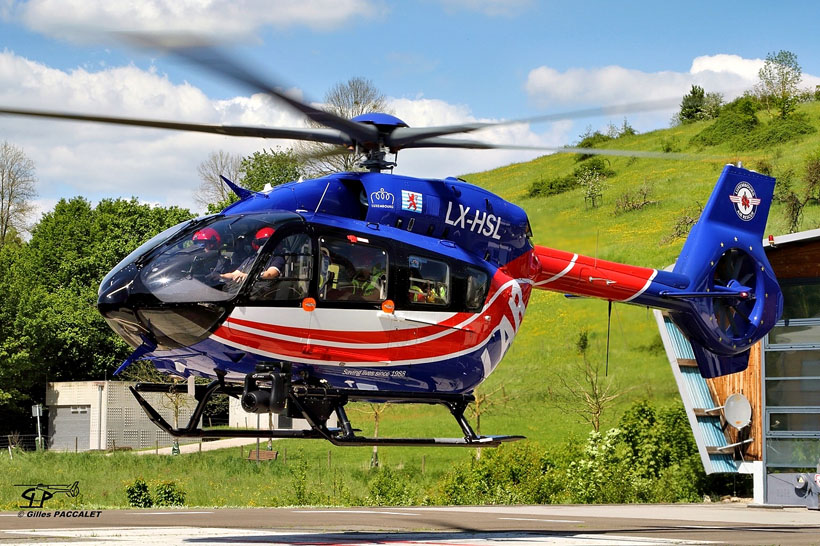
[129,380,524,447]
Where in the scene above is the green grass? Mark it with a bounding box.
[0,441,475,509]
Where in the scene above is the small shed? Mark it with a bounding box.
[46,381,198,451]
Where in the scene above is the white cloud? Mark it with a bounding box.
[0,51,559,215]
[5,0,379,41]
[689,53,764,80]
[525,56,763,109]
[523,53,820,134]
[0,51,307,213]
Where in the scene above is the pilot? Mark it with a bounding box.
[220,227,283,283]
[190,227,229,280]
[192,227,221,250]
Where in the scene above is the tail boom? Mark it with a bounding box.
[524,165,783,378]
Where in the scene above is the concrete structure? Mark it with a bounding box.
[657,228,820,506]
[46,381,198,451]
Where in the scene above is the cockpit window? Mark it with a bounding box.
[139,212,302,303]
[319,237,388,303]
[98,218,197,297]
[249,233,313,302]
[407,255,449,305]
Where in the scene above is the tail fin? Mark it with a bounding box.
[666,164,782,377]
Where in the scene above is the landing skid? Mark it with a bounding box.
[129,380,524,448]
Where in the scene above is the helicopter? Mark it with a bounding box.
[0,40,784,447]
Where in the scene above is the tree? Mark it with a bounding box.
[677,86,723,124]
[678,85,706,124]
[580,169,605,208]
[195,150,242,210]
[299,77,390,176]
[0,197,193,433]
[757,50,802,118]
[547,329,627,432]
[206,148,304,213]
[0,141,37,246]
[351,402,391,468]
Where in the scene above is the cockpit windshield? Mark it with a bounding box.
[139,212,303,303]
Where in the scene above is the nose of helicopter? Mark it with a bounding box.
[97,254,230,351]
[97,262,152,349]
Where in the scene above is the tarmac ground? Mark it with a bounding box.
[2,502,819,545]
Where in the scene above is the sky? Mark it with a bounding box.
[1,0,820,220]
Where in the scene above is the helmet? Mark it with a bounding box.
[252,227,275,250]
[192,227,221,250]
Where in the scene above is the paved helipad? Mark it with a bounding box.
[2,503,819,545]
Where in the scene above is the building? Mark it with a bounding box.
[46,381,198,451]
[47,380,336,451]
[657,228,820,506]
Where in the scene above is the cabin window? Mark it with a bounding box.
[407,255,449,305]
[318,237,388,303]
[249,233,313,302]
[465,267,489,311]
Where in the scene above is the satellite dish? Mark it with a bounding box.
[724,393,752,429]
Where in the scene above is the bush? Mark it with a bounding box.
[529,158,615,198]
[691,109,758,147]
[661,137,681,153]
[529,174,577,198]
[575,130,614,161]
[125,478,152,508]
[154,480,186,506]
[739,114,816,149]
[438,442,573,505]
[366,466,417,506]
[614,182,656,215]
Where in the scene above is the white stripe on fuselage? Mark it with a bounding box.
[211,278,525,367]
[621,269,658,302]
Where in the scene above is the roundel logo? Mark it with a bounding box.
[729,181,761,221]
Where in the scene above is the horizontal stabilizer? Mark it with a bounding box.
[690,339,750,378]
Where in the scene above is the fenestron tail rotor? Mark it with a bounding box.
[712,248,759,341]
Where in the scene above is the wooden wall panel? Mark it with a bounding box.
[768,241,820,279]
[706,343,762,460]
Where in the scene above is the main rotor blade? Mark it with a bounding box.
[404,136,709,160]
[386,97,682,148]
[121,33,379,145]
[0,106,352,146]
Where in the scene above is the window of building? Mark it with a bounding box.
[318,237,388,303]
[407,255,449,306]
[763,279,820,470]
